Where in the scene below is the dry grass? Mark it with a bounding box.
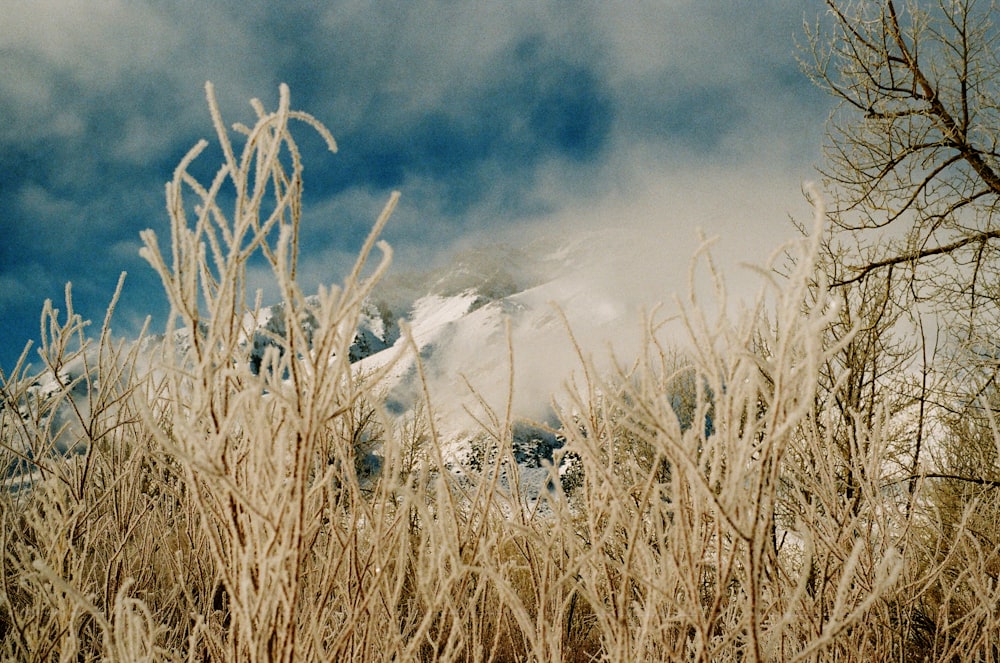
[2,84,1000,661]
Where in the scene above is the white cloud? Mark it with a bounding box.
[0,0,265,149]
[0,0,836,374]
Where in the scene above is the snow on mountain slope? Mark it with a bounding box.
[341,234,652,509]
[2,352,96,488]
[4,233,653,502]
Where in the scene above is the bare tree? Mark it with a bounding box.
[804,0,1000,317]
[805,0,1000,479]
[805,7,1000,653]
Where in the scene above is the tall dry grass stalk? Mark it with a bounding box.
[2,85,1000,661]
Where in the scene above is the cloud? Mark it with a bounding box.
[0,0,832,372]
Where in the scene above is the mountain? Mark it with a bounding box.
[3,232,647,501]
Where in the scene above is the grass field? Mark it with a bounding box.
[3,84,998,662]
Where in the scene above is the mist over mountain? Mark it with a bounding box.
[4,231,662,501]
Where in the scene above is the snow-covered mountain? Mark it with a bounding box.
[3,232,651,499]
[343,234,651,503]
[350,235,645,427]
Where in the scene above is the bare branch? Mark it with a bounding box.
[833,226,1000,286]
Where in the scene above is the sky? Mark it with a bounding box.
[1,0,833,375]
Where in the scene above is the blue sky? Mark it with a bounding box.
[1,1,831,373]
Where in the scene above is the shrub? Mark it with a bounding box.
[3,85,1000,662]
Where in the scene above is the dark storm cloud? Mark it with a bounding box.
[0,0,830,372]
